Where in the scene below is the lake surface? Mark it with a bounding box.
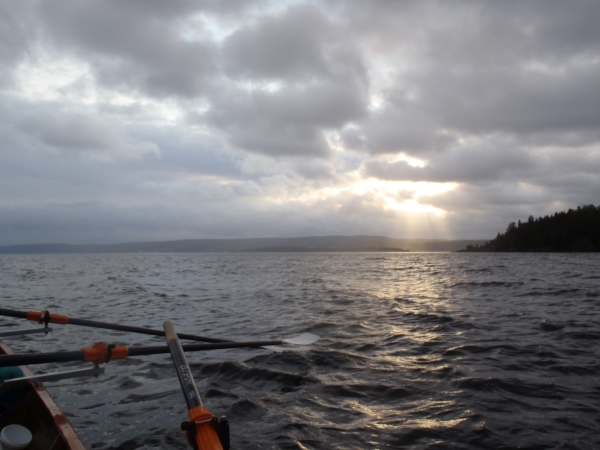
[1,253,599,449]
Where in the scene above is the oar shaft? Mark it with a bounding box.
[0,308,28,320]
[0,339,284,367]
[129,340,283,357]
[164,321,202,409]
[164,321,224,450]
[0,351,85,366]
[66,317,229,343]
[0,307,229,343]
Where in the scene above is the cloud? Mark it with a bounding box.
[361,139,536,183]
[338,0,600,155]
[223,4,332,81]
[2,99,158,159]
[38,0,218,98]
[206,79,367,157]
[0,2,36,87]
[0,188,451,245]
[1,1,600,245]
[208,4,368,157]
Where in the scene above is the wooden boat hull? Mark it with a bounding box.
[0,340,85,450]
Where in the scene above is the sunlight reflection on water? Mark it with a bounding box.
[0,253,599,449]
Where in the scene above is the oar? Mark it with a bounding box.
[0,333,319,368]
[164,320,226,450]
[0,307,228,343]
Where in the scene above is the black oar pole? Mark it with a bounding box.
[164,321,223,450]
[0,350,85,366]
[0,308,28,320]
[0,339,285,368]
[66,317,229,344]
[0,307,228,343]
[131,339,283,356]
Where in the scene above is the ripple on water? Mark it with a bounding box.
[0,253,598,449]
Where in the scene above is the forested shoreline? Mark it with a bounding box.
[462,204,600,252]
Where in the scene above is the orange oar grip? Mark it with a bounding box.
[111,346,129,359]
[82,343,129,365]
[26,310,69,324]
[188,406,223,450]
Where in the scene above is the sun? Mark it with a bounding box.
[351,178,456,216]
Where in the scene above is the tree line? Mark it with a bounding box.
[464,204,600,252]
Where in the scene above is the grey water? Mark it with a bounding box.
[1,253,599,449]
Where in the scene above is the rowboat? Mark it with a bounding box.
[0,308,319,450]
[0,339,85,450]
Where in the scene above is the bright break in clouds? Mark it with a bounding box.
[1,0,599,245]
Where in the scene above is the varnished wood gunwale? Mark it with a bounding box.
[0,339,86,450]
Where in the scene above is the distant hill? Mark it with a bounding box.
[238,246,410,252]
[0,236,487,254]
[461,204,600,252]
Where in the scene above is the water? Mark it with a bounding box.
[1,253,599,449]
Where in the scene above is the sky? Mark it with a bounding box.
[1,0,599,245]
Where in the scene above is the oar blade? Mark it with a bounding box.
[262,333,319,352]
[282,333,319,346]
[263,345,312,353]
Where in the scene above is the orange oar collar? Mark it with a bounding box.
[27,310,69,325]
[82,343,129,365]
